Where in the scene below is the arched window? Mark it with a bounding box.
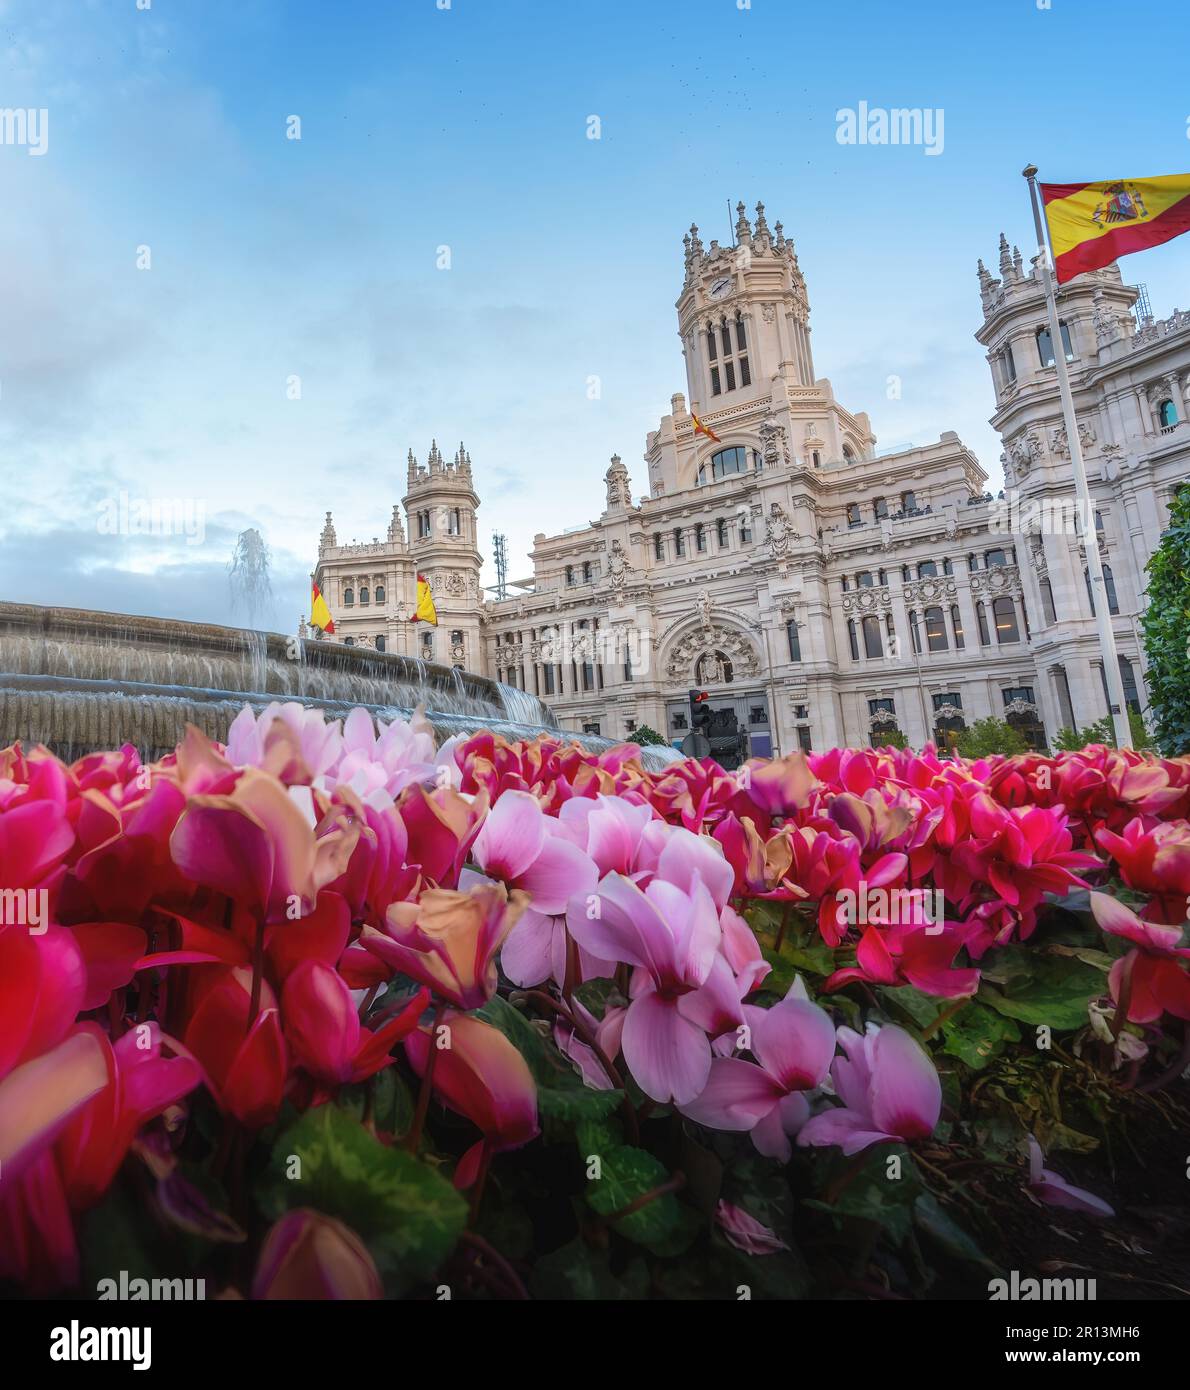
[812,451,821,468]
[449,508,461,535]
[787,621,801,662]
[924,606,947,652]
[343,587,354,606]
[847,620,859,662]
[1040,577,1057,625]
[842,444,855,463]
[1118,656,1140,711]
[976,601,990,645]
[1037,321,1073,367]
[950,604,965,649]
[375,584,385,604]
[375,635,386,653]
[359,585,369,605]
[993,596,1020,643]
[862,615,883,659]
[1085,566,1120,616]
[712,446,747,478]
[1159,398,1178,429]
[1103,563,1120,615]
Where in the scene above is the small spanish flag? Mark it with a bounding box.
[1041,175,1190,284]
[310,580,335,635]
[410,573,438,626]
[691,411,721,444]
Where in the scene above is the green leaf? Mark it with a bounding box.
[940,1002,1020,1069]
[877,984,945,1031]
[528,1238,649,1300]
[585,1144,698,1256]
[913,1193,1000,1274]
[979,953,1106,1031]
[257,1104,466,1292]
[802,1144,923,1244]
[477,994,624,1123]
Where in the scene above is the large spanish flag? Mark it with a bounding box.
[410,573,438,626]
[1041,175,1190,284]
[309,581,335,635]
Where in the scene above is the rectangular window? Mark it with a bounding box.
[874,496,888,520]
[707,329,717,361]
[724,361,736,391]
[721,324,732,356]
[932,692,962,711]
[710,366,721,395]
[787,621,801,661]
[695,524,706,552]
[868,698,895,716]
[654,532,664,560]
[674,528,686,557]
[735,317,747,351]
[717,519,728,547]
[543,665,555,694]
[739,357,750,387]
[797,726,813,752]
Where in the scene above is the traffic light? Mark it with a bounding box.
[688,689,712,735]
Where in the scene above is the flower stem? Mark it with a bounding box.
[407,999,446,1152]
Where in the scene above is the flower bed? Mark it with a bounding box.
[3,705,1189,1300]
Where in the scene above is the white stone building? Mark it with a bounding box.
[313,202,1190,757]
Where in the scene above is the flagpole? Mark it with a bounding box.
[1022,164,1132,750]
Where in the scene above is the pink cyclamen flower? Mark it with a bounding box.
[680,993,836,1161]
[1089,891,1190,1023]
[1027,1136,1114,1218]
[567,872,742,1105]
[715,1200,789,1255]
[252,1209,384,1299]
[798,1023,941,1155]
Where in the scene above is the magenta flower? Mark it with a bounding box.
[1027,1136,1114,1217]
[566,872,742,1104]
[715,1200,789,1255]
[798,1023,941,1155]
[680,994,836,1160]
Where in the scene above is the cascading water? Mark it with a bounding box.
[0,601,682,770]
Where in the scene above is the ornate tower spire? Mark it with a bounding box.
[773,219,786,251]
[688,222,704,259]
[319,510,337,554]
[753,200,771,247]
[406,447,417,484]
[428,438,443,473]
[734,200,752,245]
[998,232,1013,279]
[387,503,405,543]
[1012,244,1024,278]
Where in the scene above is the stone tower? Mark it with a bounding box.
[403,440,484,669]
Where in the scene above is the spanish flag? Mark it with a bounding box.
[310,580,335,635]
[410,573,438,626]
[691,411,721,444]
[1041,175,1190,284]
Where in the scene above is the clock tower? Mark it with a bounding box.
[677,200,815,412]
[403,440,484,672]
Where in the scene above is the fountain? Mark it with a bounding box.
[0,601,683,771]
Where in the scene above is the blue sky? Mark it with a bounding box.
[2,0,1188,631]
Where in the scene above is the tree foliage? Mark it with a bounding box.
[954,717,1028,758]
[1141,485,1190,755]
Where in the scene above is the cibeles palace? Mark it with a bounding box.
[312,201,1190,754]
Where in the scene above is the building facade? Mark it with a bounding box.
[313,202,1190,754]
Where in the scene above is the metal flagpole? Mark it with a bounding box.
[1022,164,1132,749]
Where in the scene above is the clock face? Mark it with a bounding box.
[709,276,732,299]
